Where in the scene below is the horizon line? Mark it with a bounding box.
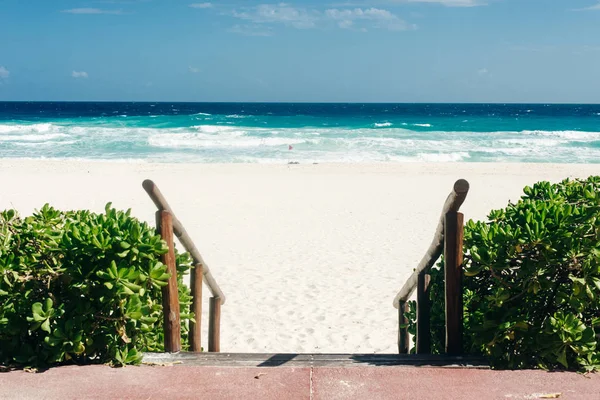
[2,100,600,105]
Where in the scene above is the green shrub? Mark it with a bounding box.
[410,176,600,371]
[0,204,193,368]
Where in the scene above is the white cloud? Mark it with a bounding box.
[62,8,123,14]
[406,0,485,6]
[189,2,213,8]
[477,68,489,76]
[72,71,89,79]
[338,19,354,29]
[0,66,9,79]
[231,4,413,32]
[576,2,600,10]
[383,0,486,6]
[97,0,150,3]
[337,0,486,6]
[189,66,200,73]
[233,3,318,29]
[228,24,274,36]
[325,7,412,31]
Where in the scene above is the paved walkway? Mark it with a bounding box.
[1,364,599,399]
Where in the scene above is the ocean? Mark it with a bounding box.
[1,102,599,163]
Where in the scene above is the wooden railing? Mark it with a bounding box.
[143,179,226,353]
[393,179,470,355]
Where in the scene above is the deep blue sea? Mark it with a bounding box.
[1,102,599,163]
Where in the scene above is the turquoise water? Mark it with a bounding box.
[0,102,599,163]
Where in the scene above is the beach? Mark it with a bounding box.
[1,160,597,354]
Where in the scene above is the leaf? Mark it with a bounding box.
[32,302,43,315]
[41,319,51,333]
[116,250,130,258]
[557,347,568,368]
[123,282,142,292]
[120,285,135,296]
[44,298,53,311]
[127,311,142,320]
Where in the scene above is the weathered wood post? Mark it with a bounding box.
[189,263,203,352]
[444,210,464,355]
[416,272,431,354]
[208,297,222,352]
[392,179,469,356]
[156,210,181,353]
[398,300,410,354]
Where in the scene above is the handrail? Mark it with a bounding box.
[142,179,226,304]
[392,179,469,309]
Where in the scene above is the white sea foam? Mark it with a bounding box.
[417,152,470,162]
[0,133,70,142]
[0,122,598,164]
[413,123,432,127]
[226,114,252,119]
[521,130,600,140]
[374,122,393,128]
[0,123,57,134]
[6,156,149,163]
[498,138,563,147]
[13,140,77,147]
[148,133,307,149]
[192,125,250,137]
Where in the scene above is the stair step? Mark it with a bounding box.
[142,353,488,368]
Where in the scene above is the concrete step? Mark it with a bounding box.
[142,352,489,368]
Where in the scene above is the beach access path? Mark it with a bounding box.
[1,161,598,354]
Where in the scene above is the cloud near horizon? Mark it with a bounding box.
[334,0,487,7]
[62,8,123,15]
[577,2,600,10]
[189,2,213,8]
[0,66,9,79]
[228,24,274,36]
[402,0,486,6]
[72,71,89,79]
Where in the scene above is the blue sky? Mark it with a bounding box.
[1,0,600,102]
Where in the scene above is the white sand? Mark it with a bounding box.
[1,160,597,354]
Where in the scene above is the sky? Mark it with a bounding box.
[1,0,600,103]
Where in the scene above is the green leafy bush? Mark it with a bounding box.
[0,204,193,368]
[411,176,600,371]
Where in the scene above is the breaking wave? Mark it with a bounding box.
[0,122,599,163]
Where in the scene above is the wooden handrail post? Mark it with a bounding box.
[189,263,203,352]
[156,210,181,353]
[143,180,226,304]
[393,179,470,309]
[208,297,221,352]
[416,272,431,354]
[444,211,464,355]
[398,300,410,354]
